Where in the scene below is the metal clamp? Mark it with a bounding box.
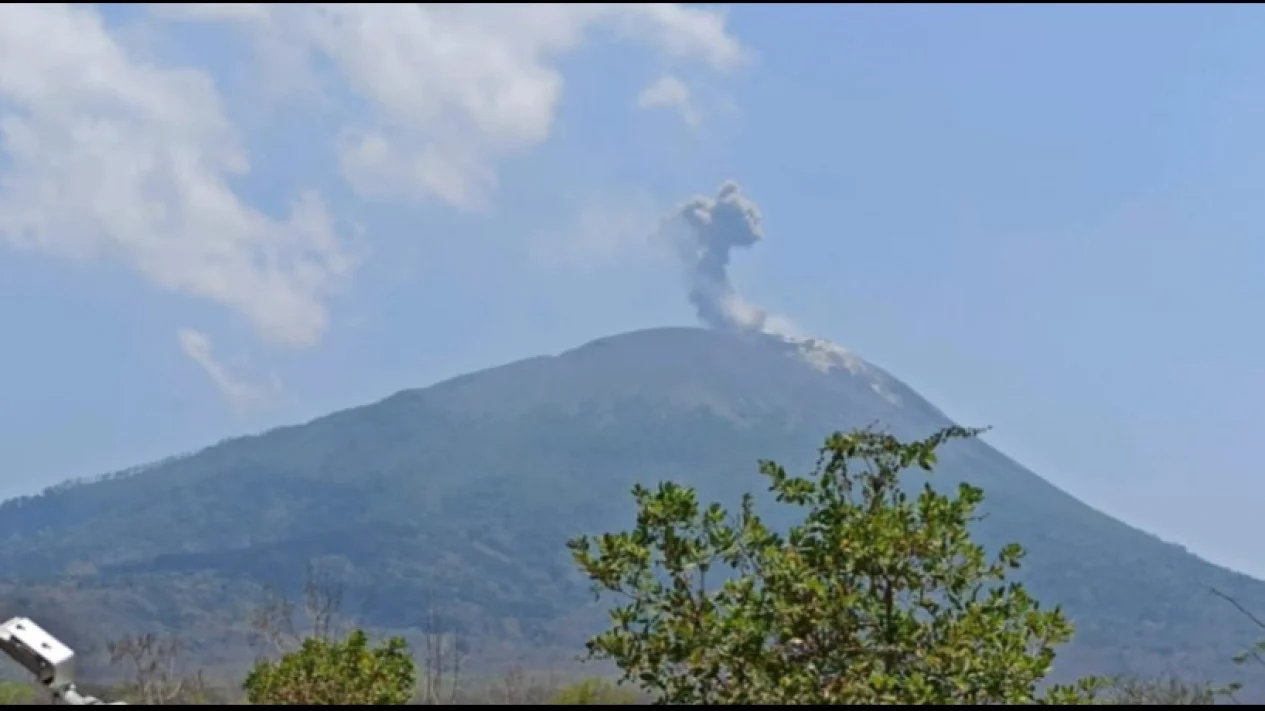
[0,617,125,705]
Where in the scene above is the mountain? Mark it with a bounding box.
[1,326,1263,688]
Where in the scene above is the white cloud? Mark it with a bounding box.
[636,74,700,126]
[0,4,352,348]
[156,3,746,209]
[177,328,276,413]
[0,3,747,408]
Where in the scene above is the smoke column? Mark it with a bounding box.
[657,180,903,403]
[660,180,787,335]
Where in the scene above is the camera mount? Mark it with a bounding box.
[0,617,124,705]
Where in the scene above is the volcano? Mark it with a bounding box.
[1,326,1262,687]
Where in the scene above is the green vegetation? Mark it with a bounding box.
[551,678,641,705]
[243,629,416,705]
[0,682,35,705]
[1,328,1264,692]
[570,425,1104,704]
[4,424,1260,704]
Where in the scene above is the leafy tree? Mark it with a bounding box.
[568,425,1103,704]
[242,628,416,705]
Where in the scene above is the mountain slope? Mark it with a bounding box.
[1,327,1261,686]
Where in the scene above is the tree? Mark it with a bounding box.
[242,628,417,705]
[106,632,212,705]
[243,564,417,705]
[417,598,466,705]
[1208,586,1265,702]
[249,562,347,656]
[568,425,1102,704]
[1093,673,1221,705]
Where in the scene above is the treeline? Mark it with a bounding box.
[0,568,642,706]
[3,426,1261,704]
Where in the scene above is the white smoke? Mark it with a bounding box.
[659,180,903,405]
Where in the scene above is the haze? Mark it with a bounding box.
[2,2,1264,581]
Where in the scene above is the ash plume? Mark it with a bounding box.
[658,180,903,405]
[660,180,789,335]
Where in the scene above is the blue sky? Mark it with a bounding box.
[2,4,1264,575]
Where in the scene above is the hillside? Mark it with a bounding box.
[1,326,1263,687]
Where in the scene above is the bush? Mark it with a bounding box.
[242,628,416,705]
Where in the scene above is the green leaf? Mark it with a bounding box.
[567,425,1101,705]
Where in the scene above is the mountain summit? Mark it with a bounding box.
[1,327,1263,684]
